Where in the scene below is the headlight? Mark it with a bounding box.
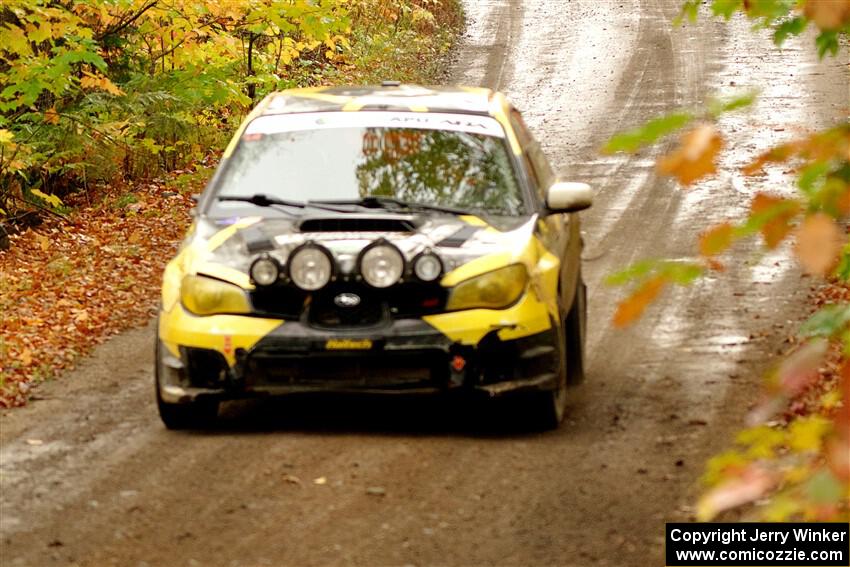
[445,264,528,311]
[413,252,443,282]
[288,244,333,290]
[249,255,280,286]
[360,242,404,288]
[181,275,251,316]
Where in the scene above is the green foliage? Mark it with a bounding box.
[800,304,850,338]
[0,0,461,216]
[707,92,758,117]
[602,113,694,154]
[679,0,850,53]
[606,259,703,287]
[773,16,808,44]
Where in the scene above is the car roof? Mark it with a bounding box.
[255,85,506,117]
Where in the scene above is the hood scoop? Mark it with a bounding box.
[297,214,420,233]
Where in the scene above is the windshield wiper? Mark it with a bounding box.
[218,193,353,214]
[312,196,476,216]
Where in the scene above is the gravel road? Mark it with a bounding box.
[1,2,847,566]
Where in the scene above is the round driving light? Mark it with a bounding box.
[413,253,442,282]
[249,256,280,286]
[360,243,404,288]
[289,245,333,290]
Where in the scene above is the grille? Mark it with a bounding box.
[309,284,385,328]
[245,350,449,388]
[250,282,447,325]
[181,347,229,388]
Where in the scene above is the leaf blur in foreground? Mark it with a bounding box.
[657,123,723,186]
[605,0,850,521]
[794,213,844,277]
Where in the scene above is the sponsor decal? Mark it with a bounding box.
[325,339,373,350]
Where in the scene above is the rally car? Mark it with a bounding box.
[155,84,592,430]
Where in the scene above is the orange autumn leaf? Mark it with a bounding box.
[43,107,60,125]
[794,213,844,276]
[613,276,666,328]
[744,127,850,176]
[742,142,799,176]
[751,193,800,249]
[80,72,123,96]
[804,0,850,30]
[657,123,723,186]
[837,188,850,215]
[699,223,735,257]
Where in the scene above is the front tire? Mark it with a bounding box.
[565,277,587,385]
[522,316,568,431]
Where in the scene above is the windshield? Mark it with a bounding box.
[207,114,525,217]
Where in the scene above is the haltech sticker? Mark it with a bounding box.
[325,339,373,350]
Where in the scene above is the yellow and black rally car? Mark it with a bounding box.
[156,84,593,430]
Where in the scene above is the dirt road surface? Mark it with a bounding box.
[1,2,847,566]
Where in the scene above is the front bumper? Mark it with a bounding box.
[157,308,560,403]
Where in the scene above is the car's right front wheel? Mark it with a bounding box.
[519,276,586,430]
[155,338,219,430]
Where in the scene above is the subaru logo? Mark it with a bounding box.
[334,293,361,308]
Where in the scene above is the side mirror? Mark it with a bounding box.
[545,181,593,214]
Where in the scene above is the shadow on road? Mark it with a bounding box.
[182,390,584,438]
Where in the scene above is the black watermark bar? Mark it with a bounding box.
[666,523,849,566]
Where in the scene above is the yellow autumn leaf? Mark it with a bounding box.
[20,348,33,367]
[43,107,60,125]
[33,233,50,252]
[788,416,831,452]
[0,24,32,57]
[30,188,63,208]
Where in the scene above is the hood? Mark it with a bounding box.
[186,211,538,287]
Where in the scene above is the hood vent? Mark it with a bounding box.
[297,214,419,233]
